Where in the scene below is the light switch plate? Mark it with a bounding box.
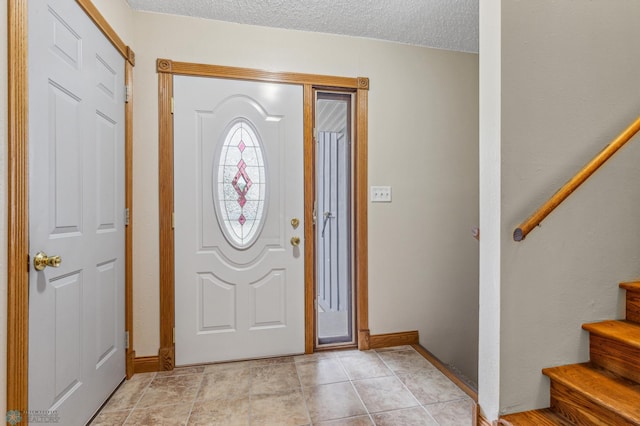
[371,186,392,202]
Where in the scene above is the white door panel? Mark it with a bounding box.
[174,76,304,365]
[28,1,125,424]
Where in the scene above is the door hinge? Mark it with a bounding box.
[125,85,131,103]
[171,97,174,114]
[172,327,175,344]
[312,200,317,225]
[125,331,130,349]
[124,208,130,226]
[313,127,318,141]
[27,254,30,272]
[171,212,175,229]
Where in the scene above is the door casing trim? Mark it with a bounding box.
[156,59,370,368]
[7,0,135,415]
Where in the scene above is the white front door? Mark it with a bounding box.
[174,76,305,365]
[28,0,126,424]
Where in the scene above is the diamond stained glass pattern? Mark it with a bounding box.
[217,120,266,248]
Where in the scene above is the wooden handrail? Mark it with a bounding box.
[514,115,640,241]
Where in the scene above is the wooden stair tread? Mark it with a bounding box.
[500,408,574,425]
[582,320,640,349]
[620,281,640,291]
[542,363,640,423]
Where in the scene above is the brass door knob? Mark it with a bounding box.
[33,251,62,271]
[290,237,301,247]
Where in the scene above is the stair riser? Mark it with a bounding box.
[550,381,636,426]
[590,334,640,384]
[628,291,640,323]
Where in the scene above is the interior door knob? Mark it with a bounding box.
[33,251,62,271]
[290,236,301,247]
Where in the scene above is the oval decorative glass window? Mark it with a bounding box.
[216,119,267,248]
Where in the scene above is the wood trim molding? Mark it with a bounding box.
[158,347,175,371]
[125,60,135,379]
[358,329,371,350]
[134,356,161,374]
[369,331,419,349]
[303,84,316,355]
[7,0,30,416]
[156,58,361,88]
[355,83,369,350]
[158,72,175,370]
[7,0,136,415]
[157,58,369,362]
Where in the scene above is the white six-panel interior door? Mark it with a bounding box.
[28,0,126,424]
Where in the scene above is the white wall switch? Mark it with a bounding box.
[371,186,392,202]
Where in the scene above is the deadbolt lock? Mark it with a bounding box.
[290,218,300,229]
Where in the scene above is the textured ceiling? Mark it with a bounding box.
[125,0,478,53]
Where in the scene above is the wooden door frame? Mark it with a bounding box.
[7,0,136,416]
[156,59,370,369]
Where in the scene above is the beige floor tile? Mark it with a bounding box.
[377,350,439,375]
[155,365,205,377]
[129,372,157,381]
[136,374,202,408]
[303,382,367,422]
[374,345,415,352]
[424,398,475,426]
[296,358,349,387]
[353,376,418,413]
[252,355,295,366]
[203,359,255,374]
[101,374,155,412]
[125,402,192,425]
[96,346,474,426]
[188,396,250,425]
[250,388,310,426]
[398,371,468,405]
[335,349,378,360]
[294,352,338,364]
[339,354,392,380]
[315,415,374,425]
[372,407,438,426]
[197,368,251,401]
[251,363,301,395]
[90,410,130,426]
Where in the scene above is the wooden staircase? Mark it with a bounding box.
[499,282,640,425]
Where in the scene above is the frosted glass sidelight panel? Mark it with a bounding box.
[215,119,267,248]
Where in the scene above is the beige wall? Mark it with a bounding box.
[495,0,640,415]
[92,0,134,44]
[130,12,480,380]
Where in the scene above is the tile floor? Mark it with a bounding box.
[91,345,474,425]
